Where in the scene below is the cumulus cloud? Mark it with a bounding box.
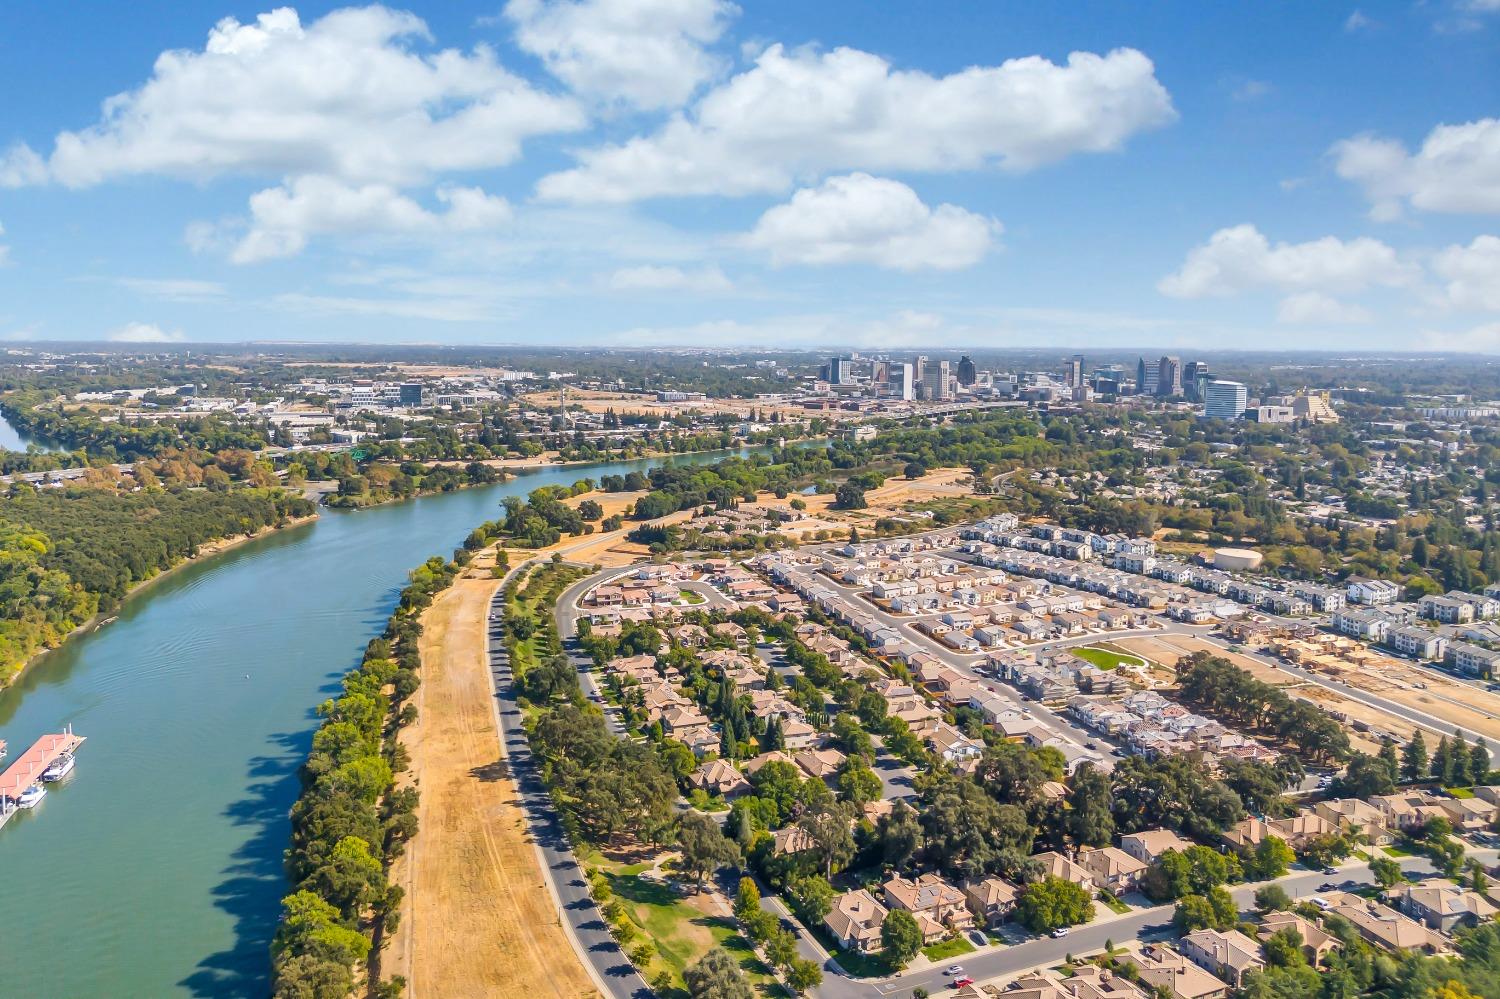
[741,173,996,270]
[1421,321,1500,353]
[231,176,512,263]
[505,0,736,110]
[606,264,732,291]
[0,6,584,189]
[1332,118,1500,219]
[537,44,1175,202]
[1276,292,1372,325]
[1432,234,1500,311]
[109,321,184,342]
[1159,224,1418,298]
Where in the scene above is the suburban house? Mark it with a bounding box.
[1392,880,1500,933]
[1122,944,1231,999]
[882,873,974,941]
[1076,846,1148,896]
[824,889,888,954]
[1313,798,1395,845]
[1179,929,1266,988]
[962,876,1019,927]
[689,758,750,798]
[1259,911,1341,965]
[1323,892,1451,954]
[1033,851,1096,892]
[1121,829,1195,865]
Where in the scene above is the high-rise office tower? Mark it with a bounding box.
[828,356,851,385]
[1157,356,1182,397]
[1064,354,1083,388]
[895,362,915,400]
[1137,357,1158,396]
[956,355,977,387]
[1203,380,1248,419]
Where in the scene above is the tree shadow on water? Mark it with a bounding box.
[178,729,310,997]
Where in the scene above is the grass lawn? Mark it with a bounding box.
[679,588,707,604]
[922,936,976,962]
[810,926,893,978]
[1069,646,1146,671]
[1444,786,1475,799]
[1383,845,1414,857]
[606,873,783,993]
[1097,892,1132,915]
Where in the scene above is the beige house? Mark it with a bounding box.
[1323,891,1451,954]
[1438,795,1499,833]
[1313,798,1394,845]
[1076,846,1148,896]
[1066,966,1152,999]
[793,747,847,782]
[1393,879,1500,933]
[1179,929,1265,988]
[1367,791,1450,832]
[1121,829,1195,865]
[689,758,750,798]
[1033,851,1096,892]
[1122,944,1230,999]
[962,876,1019,927]
[883,873,974,940]
[1259,911,1341,965]
[824,889,888,954]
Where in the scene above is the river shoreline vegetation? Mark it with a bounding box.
[0,480,313,684]
[272,553,458,999]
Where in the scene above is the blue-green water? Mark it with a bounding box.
[0,449,762,997]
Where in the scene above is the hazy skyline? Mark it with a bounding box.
[1,1,1498,351]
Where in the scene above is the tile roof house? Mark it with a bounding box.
[690,759,751,798]
[793,747,847,782]
[962,876,1019,927]
[824,889,888,954]
[1393,879,1500,933]
[1121,829,1195,865]
[882,873,974,940]
[1033,851,1096,892]
[1076,846,1149,895]
[1122,944,1231,999]
[1323,891,1451,954]
[1259,911,1341,965]
[1179,929,1265,988]
[1066,965,1152,999]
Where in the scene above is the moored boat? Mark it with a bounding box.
[16,784,45,808]
[41,753,75,782]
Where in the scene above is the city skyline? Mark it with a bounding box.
[1,2,1499,351]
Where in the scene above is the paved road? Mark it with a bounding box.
[484,576,653,999]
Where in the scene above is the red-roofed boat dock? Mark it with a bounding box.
[0,728,84,829]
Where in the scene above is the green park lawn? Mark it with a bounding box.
[922,935,977,962]
[1069,645,1146,671]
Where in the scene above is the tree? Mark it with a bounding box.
[1244,836,1295,881]
[903,462,927,480]
[1016,876,1094,933]
[1254,884,1292,914]
[1065,763,1115,847]
[1471,737,1492,785]
[1173,886,1237,932]
[1371,855,1404,889]
[798,804,856,878]
[766,928,798,970]
[1335,752,1396,798]
[1432,736,1452,784]
[1402,732,1429,783]
[1263,927,1307,969]
[1379,739,1401,787]
[881,909,923,969]
[786,874,836,926]
[876,801,923,869]
[838,762,882,806]
[788,957,823,993]
[733,878,762,925]
[678,812,740,889]
[834,482,866,510]
[685,947,754,999]
[1446,731,1471,787]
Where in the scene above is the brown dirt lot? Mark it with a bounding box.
[388,569,599,999]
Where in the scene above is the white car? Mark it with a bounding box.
[1051,927,1070,938]
[945,966,965,977]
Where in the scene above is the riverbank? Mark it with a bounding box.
[3,510,320,691]
[388,552,599,999]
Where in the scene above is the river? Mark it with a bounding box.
[0,447,778,997]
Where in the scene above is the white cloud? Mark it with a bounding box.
[231,176,512,263]
[741,173,996,270]
[1432,234,1500,311]
[1421,321,1500,353]
[1344,10,1374,31]
[611,307,954,347]
[1,5,584,189]
[1232,79,1272,102]
[272,291,502,322]
[116,277,227,301]
[1276,292,1373,324]
[606,264,732,292]
[109,321,184,342]
[1332,118,1500,219]
[505,0,737,110]
[0,221,8,266]
[537,43,1175,202]
[1159,224,1418,298]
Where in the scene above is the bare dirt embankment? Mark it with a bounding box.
[386,563,598,999]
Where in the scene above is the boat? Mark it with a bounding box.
[16,784,45,808]
[41,752,75,782]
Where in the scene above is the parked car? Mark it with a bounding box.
[950,979,974,990]
[945,967,965,977]
[1052,927,1070,938]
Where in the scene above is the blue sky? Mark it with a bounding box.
[1,1,1498,351]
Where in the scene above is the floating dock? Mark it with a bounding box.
[0,728,84,831]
